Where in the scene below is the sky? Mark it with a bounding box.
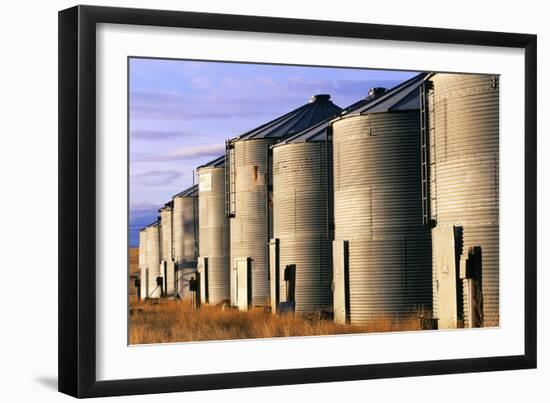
[129,58,418,246]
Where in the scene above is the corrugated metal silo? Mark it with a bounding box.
[172,185,199,300]
[144,221,162,299]
[428,73,499,328]
[271,119,338,314]
[197,155,229,304]
[228,95,342,309]
[270,90,391,315]
[159,203,175,296]
[332,74,433,325]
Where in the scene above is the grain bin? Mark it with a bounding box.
[144,221,162,299]
[427,73,499,328]
[270,90,390,315]
[138,228,148,300]
[332,74,432,325]
[271,120,334,315]
[172,185,199,300]
[159,202,176,297]
[197,155,229,305]
[227,95,342,310]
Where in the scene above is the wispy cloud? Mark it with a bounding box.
[131,129,210,141]
[131,170,184,186]
[132,144,225,162]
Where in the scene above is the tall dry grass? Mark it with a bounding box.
[129,299,424,344]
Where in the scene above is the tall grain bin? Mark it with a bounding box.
[271,120,334,315]
[227,95,342,310]
[144,221,162,299]
[138,228,148,299]
[270,90,389,316]
[197,155,229,304]
[332,74,432,325]
[427,73,499,328]
[172,185,199,300]
[159,202,175,296]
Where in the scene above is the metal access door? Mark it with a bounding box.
[236,258,250,312]
[333,240,349,325]
[269,239,279,314]
[433,225,458,329]
[198,257,209,304]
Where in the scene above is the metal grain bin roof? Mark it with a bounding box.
[343,73,430,116]
[232,94,342,141]
[197,155,225,169]
[173,184,198,198]
[274,77,426,146]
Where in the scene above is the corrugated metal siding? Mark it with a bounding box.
[138,230,148,299]
[230,139,273,306]
[173,195,199,299]
[198,166,230,304]
[430,73,499,327]
[145,224,161,298]
[273,142,333,314]
[333,112,432,325]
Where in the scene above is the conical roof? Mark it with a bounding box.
[343,72,430,116]
[173,184,198,199]
[275,73,430,147]
[233,94,342,141]
[197,155,225,170]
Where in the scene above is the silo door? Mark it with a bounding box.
[269,239,280,314]
[198,257,209,304]
[333,240,349,325]
[433,225,458,329]
[236,258,250,312]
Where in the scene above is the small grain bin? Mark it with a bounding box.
[197,155,230,305]
[427,73,499,328]
[172,185,199,300]
[144,221,162,299]
[138,228,148,300]
[227,95,342,310]
[159,202,176,297]
[332,74,433,325]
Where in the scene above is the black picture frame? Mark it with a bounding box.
[58,5,537,398]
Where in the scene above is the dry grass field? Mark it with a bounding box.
[128,248,425,344]
[129,298,424,344]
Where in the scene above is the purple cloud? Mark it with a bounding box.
[131,170,184,186]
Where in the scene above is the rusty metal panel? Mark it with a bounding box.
[198,166,230,304]
[429,73,499,327]
[332,111,432,325]
[272,142,333,314]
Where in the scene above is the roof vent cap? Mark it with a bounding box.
[309,94,331,103]
[367,87,388,99]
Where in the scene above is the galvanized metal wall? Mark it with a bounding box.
[173,195,199,299]
[230,139,274,307]
[272,142,333,314]
[145,224,161,298]
[332,112,432,325]
[138,229,148,299]
[159,206,174,295]
[198,166,230,304]
[429,73,499,327]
